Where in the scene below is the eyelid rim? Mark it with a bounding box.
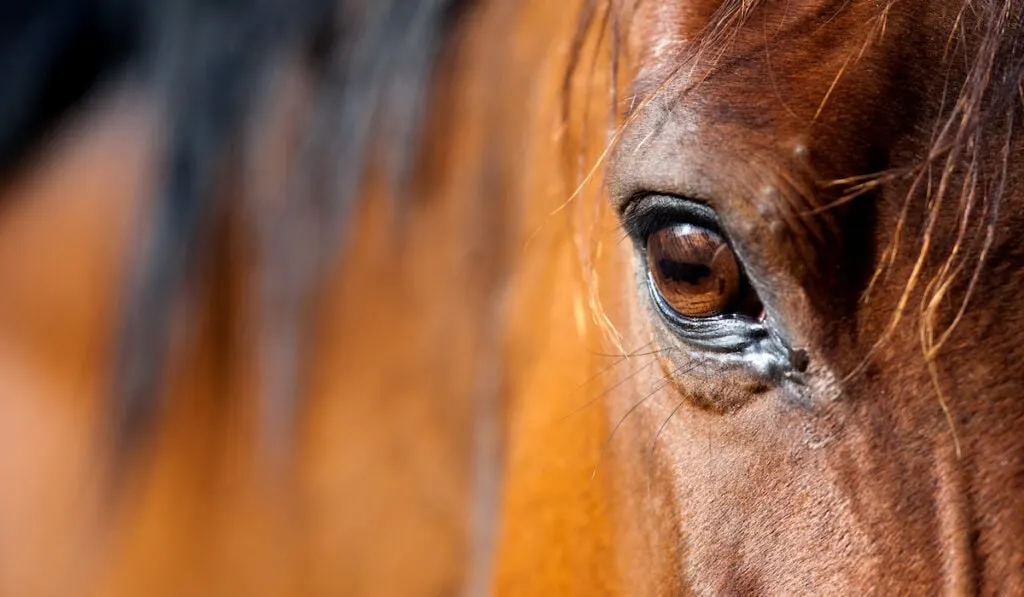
[619,193,723,243]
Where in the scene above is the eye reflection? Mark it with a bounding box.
[646,223,743,318]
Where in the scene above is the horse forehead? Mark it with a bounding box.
[627,0,711,58]
[629,0,901,72]
[632,0,874,31]
[622,0,942,140]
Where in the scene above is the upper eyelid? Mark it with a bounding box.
[619,194,724,241]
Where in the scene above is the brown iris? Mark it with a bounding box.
[646,223,741,318]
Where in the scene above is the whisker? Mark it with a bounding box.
[585,341,663,359]
[644,397,688,497]
[590,357,707,482]
[558,356,661,423]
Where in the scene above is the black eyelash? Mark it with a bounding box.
[620,194,722,242]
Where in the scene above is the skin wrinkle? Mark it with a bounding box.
[935,437,977,594]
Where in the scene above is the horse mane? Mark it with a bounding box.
[0,0,473,461]
[0,0,138,178]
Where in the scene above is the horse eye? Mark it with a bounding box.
[646,223,747,318]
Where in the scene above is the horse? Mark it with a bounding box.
[494,0,1024,593]
[1,0,1023,595]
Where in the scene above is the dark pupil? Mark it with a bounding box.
[657,259,712,287]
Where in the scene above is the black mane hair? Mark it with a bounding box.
[0,0,471,456]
